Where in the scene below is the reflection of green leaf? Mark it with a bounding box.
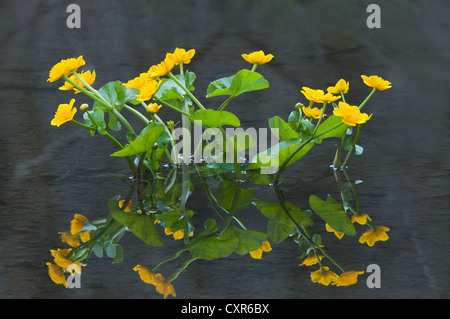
[253,201,313,243]
[111,125,164,156]
[187,219,267,259]
[108,196,163,246]
[187,219,238,260]
[189,109,240,128]
[309,195,356,235]
[206,69,269,98]
[216,181,255,210]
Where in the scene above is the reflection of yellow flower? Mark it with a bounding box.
[119,200,134,212]
[249,241,272,259]
[325,223,344,239]
[242,50,274,65]
[146,103,162,114]
[133,265,157,285]
[70,214,87,235]
[164,228,194,240]
[149,54,176,78]
[302,106,326,119]
[351,213,372,225]
[310,267,339,286]
[48,56,85,82]
[59,232,81,247]
[361,75,391,91]
[136,80,162,102]
[59,70,96,94]
[51,99,77,127]
[299,254,324,266]
[50,249,73,269]
[46,262,67,287]
[327,79,349,94]
[333,270,365,287]
[359,226,390,247]
[154,273,176,299]
[333,102,372,126]
[167,48,196,65]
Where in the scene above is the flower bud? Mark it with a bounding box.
[295,102,304,110]
[80,103,89,111]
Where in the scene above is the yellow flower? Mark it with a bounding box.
[124,72,154,90]
[325,223,344,239]
[359,226,390,247]
[47,56,85,82]
[164,228,194,240]
[310,267,339,286]
[351,213,372,225]
[136,80,162,102]
[333,270,365,287]
[320,92,341,103]
[327,79,349,94]
[361,75,392,91]
[59,70,96,94]
[51,99,77,127]
[242,50,274,65]
[299,254,324,266]
[154,273,176,299]
[167,48,196,65]
[146,103,162,114]
[119,200,134,212]
[133,265,157,285]
[149,54,176,78]
[46,262,67,287]
[249,241,272,259]
[70,214,87,235]
[333,102,372,126]
[302,106,326,119]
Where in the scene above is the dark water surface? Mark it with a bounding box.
[0,0,448,299]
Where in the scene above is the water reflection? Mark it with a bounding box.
[47,160,388,297]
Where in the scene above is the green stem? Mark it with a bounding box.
[311,102,327,136]
[70,120,95,131]
[64,73,135,134]
[152,96,191,117]
[168,71,206,110]
[251,64,258,72]
[273,122,344,184]
[217,96,235,112]
[218,126,243,181]
[341,124,362,168]
[358,87,376,110]
[123,104,150,124]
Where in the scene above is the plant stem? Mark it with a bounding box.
[341,124,362,168]
[167,71,206,110]
[273,122,344,184]
[358,87,376,110]
[152,96,191,117]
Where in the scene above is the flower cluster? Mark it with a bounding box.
[46,213,91,287]
[133,265,176,298]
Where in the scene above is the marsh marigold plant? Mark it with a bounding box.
[45,48,391,295]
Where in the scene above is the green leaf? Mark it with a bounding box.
[309,195,356,235]
[108,196,163,246]
[315,115,348,143]
[111,125,165,156]
[189,109,240,128]
[268,116,299,141]
[206,69,269,98]
[253,201,313,243]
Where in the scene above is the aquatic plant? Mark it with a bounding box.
[46,49,391,297]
